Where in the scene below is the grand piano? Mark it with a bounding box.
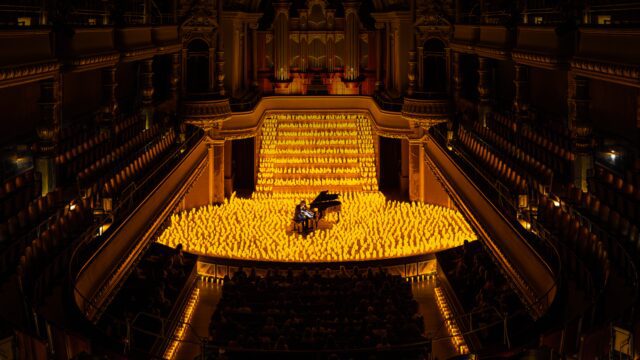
[293,191,341,233]
[310,190,342,223]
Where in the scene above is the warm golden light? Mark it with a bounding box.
[435,286,469,354]
[257,113,378,193]
[164,287,199,360]
[158,192,476,262]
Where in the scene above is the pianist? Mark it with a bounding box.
[294,200,314,233]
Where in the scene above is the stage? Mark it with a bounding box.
[157,191,476,262]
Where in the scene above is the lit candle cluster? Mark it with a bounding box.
[257,113,378,193]
[435,286,469,354]
[163,287,200,360]
[157,192,476,262]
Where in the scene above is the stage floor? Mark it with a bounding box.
[157,192,476,263]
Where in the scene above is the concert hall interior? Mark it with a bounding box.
[0,0,640,359]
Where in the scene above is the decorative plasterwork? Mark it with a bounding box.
[571,57,640,88]
[474,46,510,60]
[511,49,562,70]
[401,97,450,127]
[156,43,183,55]
[0,60,60,89]
[181,97,233,131]
[65,52,121,72]
[182,0,218,28]
[120,46,158,62]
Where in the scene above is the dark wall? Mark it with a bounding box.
[494,59,515,110]
[62,70,102,123]
[530,68,568,118]
[232,137,255,191]
[116,62,138,111]
[379,136,402,191]
[590,79,638,142]
[460,54,478,101]
[0,82,40,145]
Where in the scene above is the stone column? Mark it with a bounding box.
[207,137,225,204]
[224,140,233,197]
[385,23,391,91]
[452,52,462,103]
[36,76,61,195]
[407,48,417,96]
[170,53,180,102]
[392,22,401,92]
[231,21,242,95]
[418,46,424,91]
[343,1,360,81]
[243,22,249,90]
[181,48,188,95]
[513,64,530,120]
[477,57,492,126]
[140,59,155,129]
[101,66,118,131]
[216,38,226,96]
[445,47,451,94]
[636,93,640,171]
[400,138,409,196]
[375,23,384,91]
[568,74,593,191]
[408,136,426,202]
[250,23,259,87]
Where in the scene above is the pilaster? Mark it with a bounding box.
[207,136,226,204]
[140,59,155,129]
[375,23,384,91]
[101,66,118,131]
[452,51,462,103]
[477,57,493,126]
[170,53,180,102]
[36,76,61,195]
[568,74,593,191]
[408,135,426,202]
[513,64,530,121]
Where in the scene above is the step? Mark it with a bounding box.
[260,185,371,193]
[266,172,364,180]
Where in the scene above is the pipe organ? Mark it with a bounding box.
[257,0,375,95]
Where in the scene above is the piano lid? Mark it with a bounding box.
[310,190,341,210]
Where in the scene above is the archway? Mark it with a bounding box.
[186,39,210,93]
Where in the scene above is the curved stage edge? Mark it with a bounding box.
[191,250,439,280]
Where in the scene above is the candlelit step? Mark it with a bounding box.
[257,113,378,194]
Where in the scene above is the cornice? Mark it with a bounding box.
[512,49,563,70]
[571,57,640,88]
[371,11,412,23]
[474,45,511,61]
[64,51,120,72]
[120,46,158,62]
[0,60,60,89]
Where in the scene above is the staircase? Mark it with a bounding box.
[257,113,378,194]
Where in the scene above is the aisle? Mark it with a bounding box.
[412,280,458,360]
[173,279,222,360]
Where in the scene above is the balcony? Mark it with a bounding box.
[570,27,640,87]
[401,93,451,127]
[180,93,232,129]
[512,26,574,70]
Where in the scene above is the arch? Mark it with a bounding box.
[422,38,447,96]
[186,38,211,93]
